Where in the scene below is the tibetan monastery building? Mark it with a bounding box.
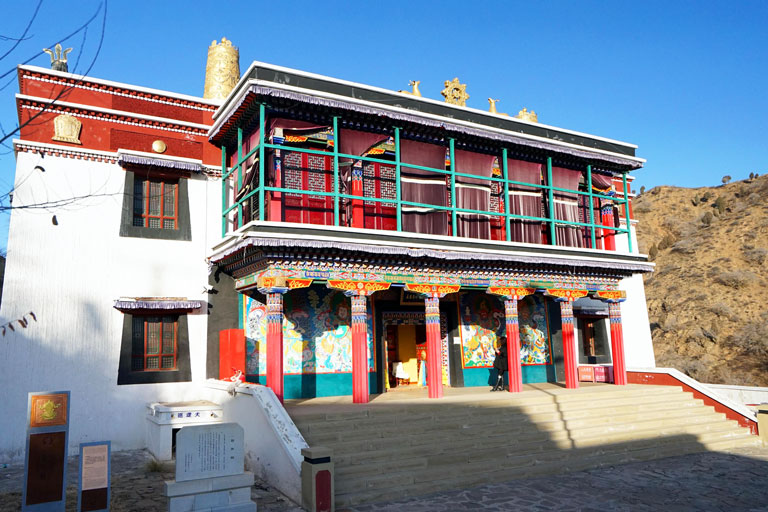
[0,40,653,460]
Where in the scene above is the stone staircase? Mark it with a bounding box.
[287,384,761,508]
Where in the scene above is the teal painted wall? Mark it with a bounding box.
[247,372,379,399]
[460,364,556,388]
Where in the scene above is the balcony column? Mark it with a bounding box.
[487,286,535,393]
[405,284,460,399]
[351,162,364,228]
[608,301,628,385]
[327,280,392,404]
[258,275,290,403]
[269,147,283,222]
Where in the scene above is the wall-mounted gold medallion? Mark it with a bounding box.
[52,114,82,144]
[152,140,167,153]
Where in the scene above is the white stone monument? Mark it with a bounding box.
[165,423,256,511]
[146,400,223,461]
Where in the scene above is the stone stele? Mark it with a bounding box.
[175,423,244,483]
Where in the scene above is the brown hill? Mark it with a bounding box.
[635,175,768,387]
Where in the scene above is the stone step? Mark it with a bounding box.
[302,401,718,451]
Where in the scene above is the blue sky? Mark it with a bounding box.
[1,0,766,252]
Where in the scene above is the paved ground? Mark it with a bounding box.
[1,445,766,511]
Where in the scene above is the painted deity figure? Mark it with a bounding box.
[518,298,550,364]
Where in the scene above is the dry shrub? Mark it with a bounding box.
[708,302,734,319]
[743,247,768,265]
[729,313,768,357]
[714,270,759,288]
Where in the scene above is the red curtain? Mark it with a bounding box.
[454,150,496,239]
[551,166,583,247]
[400,139,449,236]
[507,159,544,244]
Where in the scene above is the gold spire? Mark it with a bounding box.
[203,37,240,100]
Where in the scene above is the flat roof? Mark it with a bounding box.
[214,61,639,160]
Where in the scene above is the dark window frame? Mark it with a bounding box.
[118,311,191,385]
[119,167,192,241]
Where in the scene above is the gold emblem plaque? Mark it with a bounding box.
[30,393,68,428]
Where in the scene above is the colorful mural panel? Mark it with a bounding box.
[244,287,374,375]
[518,294,552,365]
[460,293,505,368]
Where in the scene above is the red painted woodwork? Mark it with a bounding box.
[351,167,364,229]
[504,299,523,393]
[315,470,332,512]
[601,209,616,251]
[608,303,627,385]
[362,163,397,231]
[627,371,758,435]
[266,292,285,403]
[424,297,443,399]
[281,150,334,226]
[218,329,246,380]
[559,301,579,389]
[350,295,369,403]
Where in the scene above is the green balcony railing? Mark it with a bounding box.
[221,105,634,253]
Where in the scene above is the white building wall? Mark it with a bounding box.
[0,151,220,462]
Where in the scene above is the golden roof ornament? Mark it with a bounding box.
[52,114,82,144]
[441,77,469,106]
[43,43,72,72]
[203,37,240,100]
[488,98,508,116]
[397,80,421,97]
[516,107,539,123]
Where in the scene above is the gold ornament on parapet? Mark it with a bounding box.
[398,80,422,97]
[203,37,240,100]
[488,98,508,116]
[516,107,538,123]
[43,43,72,72]
[52,114,82,144]
[441,78,469,106]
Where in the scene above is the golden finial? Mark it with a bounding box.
[203,37,240,100]
[516,107,538,123]
[488,98,508,116]
[441,77,469,106]
[43,43,73,72]
[398,80,422,97]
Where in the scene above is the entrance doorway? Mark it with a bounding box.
[379,311,449,392]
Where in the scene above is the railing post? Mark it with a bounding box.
[449,138,457,237]
[258,103,266,222]
[394,127,402,232]
[221,145,227,236]
[587,164,596,248]
[546,157,556,245]
[333,116,340,226]
[501,148,511,242]
[237,126,243,228]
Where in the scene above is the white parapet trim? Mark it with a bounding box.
[629,367,758,424]
[703,384,768,410]
[203,380,308,504]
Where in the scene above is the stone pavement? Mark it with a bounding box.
[343,445,768,512]
[0,449,302,512]
[1,445,766,511]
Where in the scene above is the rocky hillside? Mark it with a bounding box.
[635,175,768,387]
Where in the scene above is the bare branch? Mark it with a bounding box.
[0,0,43,61]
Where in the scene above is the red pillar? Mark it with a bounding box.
[424,297,443,399]
[266,291,286,402]
[608,302,628,385]
[559,300,579,389]
[350,294,369,403]
[351,164,364,228]
[504,298,523,393]
[269,152,282,222]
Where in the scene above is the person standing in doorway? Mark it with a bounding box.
[491,337,508,391]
